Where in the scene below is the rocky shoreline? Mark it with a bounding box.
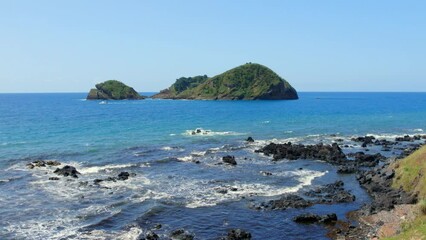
[254,134,425,239]
[25,134,426,239]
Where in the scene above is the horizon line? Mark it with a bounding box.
[1,91,426,94]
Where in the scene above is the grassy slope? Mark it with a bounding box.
[393,145,426,199]
[387,146,426,239]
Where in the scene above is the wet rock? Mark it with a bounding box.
[293,213,337,224]
[49,177,60,180]
[352,136,375,147]
[246,137,255,143]
[356,163,417,214]
[33,160,46,167]
[256,142,347,165]
[93,179,103,184]
[143,231,159,240]
[347,152,385,167]
[305,181,356,203]
[94,172,135,183]
[260,171,272,176]
[395,135,414,142]
[117,172,130,181]
[153,224,162,230]
[190,128,211,135]
[337,165,357,174]
[257,194,313,210]
[79,181,88,187]
[222,229,252,240]
[46,160,61,166]
[53,165,80,178]
[373,139,396,146]
[26,163,35,169]
[223,155,237,166]
[215,187,228,194]
[170,229,194,240]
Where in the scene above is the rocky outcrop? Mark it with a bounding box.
[93,171,135,183]
[54,165,80,178]
[356,163,417,214]
[252,181,354,211]
[222,155,237,165]
[293,213,337,224]
[169,229,194,240]
[253,194,314,210]
[255,142,347,164]
[304,181,356,203]
[152,63,298,100]
[27,160,61,169]
[221,229,252,240]
[86,80,144,100]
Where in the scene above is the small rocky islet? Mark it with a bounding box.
[152,63,298,100]
[87,63,299,101]
[25,133,426,239]
[86,80,145,100]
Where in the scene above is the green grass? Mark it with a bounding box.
[386,215,426,240]
[392,145,426,199]
[385,146,426,239]
[420,200,426,215]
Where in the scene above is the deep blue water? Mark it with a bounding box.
[0,92,425,239]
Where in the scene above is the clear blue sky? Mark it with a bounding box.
[1,0,425,93]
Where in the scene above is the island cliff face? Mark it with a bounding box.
[86,80,144,100]
[152,63,298,100]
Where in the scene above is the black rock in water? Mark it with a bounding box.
[246,137,255,143]
[351,136,376,147]
[304,181,356,203]
[142,231,159,240]
[256,142,347,165]
[117,172,130,181]
[54,165,80,178]
[222,229,252,240]
[348,152,385,167]
[257,194,313,210]
[223,155,237,165]
[293,213,337,224]
[170,229,194,240]
[337,165,357,174]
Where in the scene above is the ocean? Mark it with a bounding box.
[1,92,425,239]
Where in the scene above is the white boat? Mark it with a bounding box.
[99,100,108,105]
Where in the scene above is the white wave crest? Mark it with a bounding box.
[78,163,135,174]
[183,128,243,137]
[184,169,327,208]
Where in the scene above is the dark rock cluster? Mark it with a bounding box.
[255,142,346,164]
[293,213,337,224]
[304,181,356,204]
[356,163,417,214]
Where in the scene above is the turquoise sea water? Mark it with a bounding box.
[1,92,426,239]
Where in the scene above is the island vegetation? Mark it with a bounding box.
[152,63,298,100]
[86,80,144,100]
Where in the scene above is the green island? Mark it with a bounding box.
[152,63,298,100]
[86,80,144,100]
